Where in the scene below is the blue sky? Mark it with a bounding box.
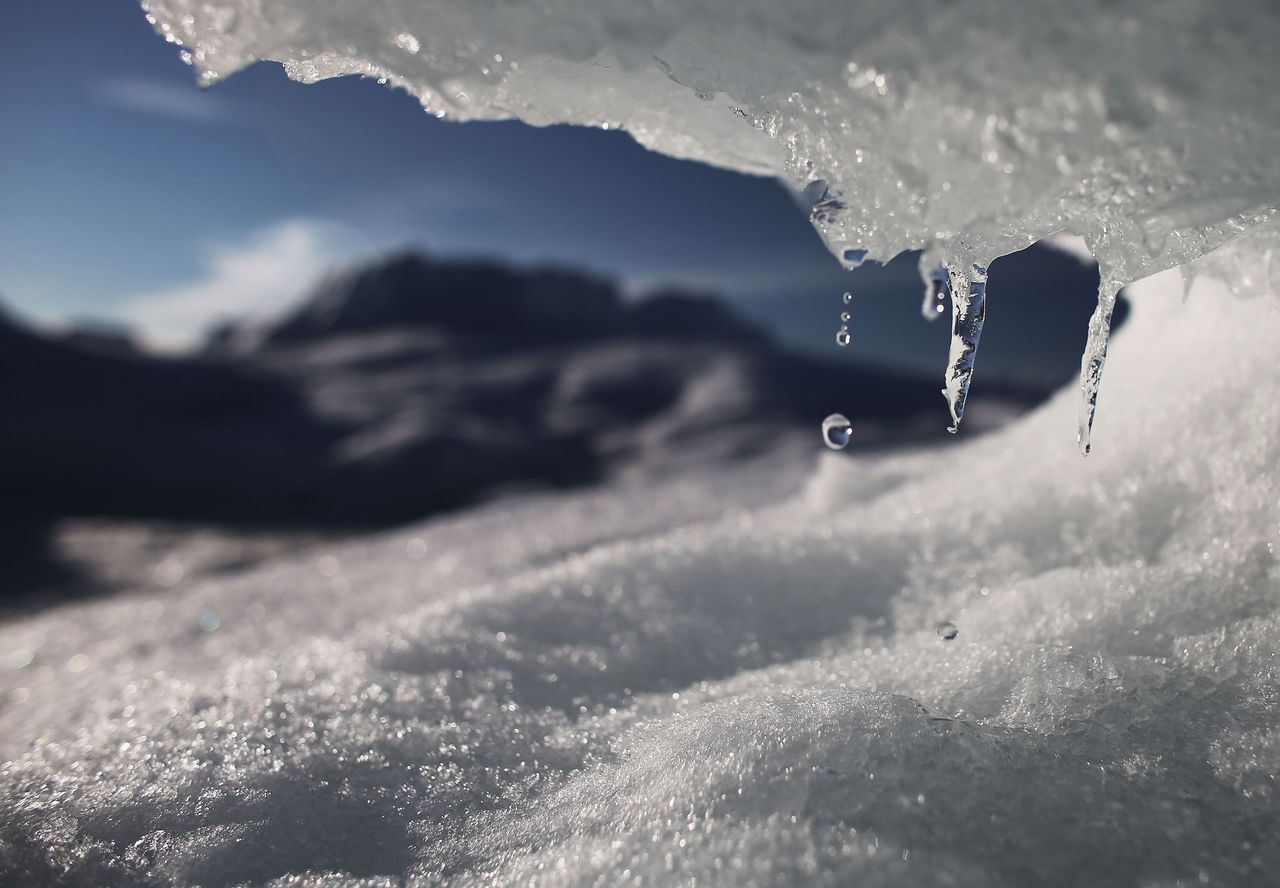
[0,0,1097,380]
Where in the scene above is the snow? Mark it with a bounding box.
[1040,233,1096,267]
[3,1,1280,884]
[4,230,1280,884]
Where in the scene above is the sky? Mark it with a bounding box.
[0,0,1101,382]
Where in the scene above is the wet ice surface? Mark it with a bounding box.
[142,0,1280,437]
[3,234,1280,885]
[141,0,1280,273]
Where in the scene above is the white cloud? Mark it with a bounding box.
[1039,232,1097,266]
[121,219,358,351]
[95,77,234,124]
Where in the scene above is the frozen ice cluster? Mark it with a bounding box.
[141,0,1280,274]
[3,234,1280,885]
[140,0,1280,441]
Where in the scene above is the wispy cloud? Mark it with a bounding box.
[95,77,234,124]
[121,219,363,350]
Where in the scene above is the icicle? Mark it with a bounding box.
[1076,286,1119,455]
[941,261,988,434]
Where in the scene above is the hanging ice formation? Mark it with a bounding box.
[141,0,1280,452]
[939,261,989,434]
[1077,287,1118,454]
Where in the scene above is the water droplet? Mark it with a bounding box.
[835,327,851,347]
[842,291,854,304]
[199,612,222,633]
[152,558,185,587]
[822,414,853,450]
[921,264,949,321]
[840,311,852,323]
[936,621,958,641]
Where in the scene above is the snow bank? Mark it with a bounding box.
[3,229,1279,885]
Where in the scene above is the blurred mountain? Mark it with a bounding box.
[206,251,769,353]
[2,251,1048,539]
[0,302,334,522]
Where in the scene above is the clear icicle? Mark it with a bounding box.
[941,261,989,434]
[1076,286,1119,455]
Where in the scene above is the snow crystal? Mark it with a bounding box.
[3,229,1279,885]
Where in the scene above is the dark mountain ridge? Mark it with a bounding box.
[209,251,769,355]
[1,251,1049,553]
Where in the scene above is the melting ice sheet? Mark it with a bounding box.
[141,0,1279,437]
[3,231,1280,886]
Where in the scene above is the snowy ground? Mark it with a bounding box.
[3,235,1279,885]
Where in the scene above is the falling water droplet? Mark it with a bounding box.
[941,261,989,434]
[921,265,949,321]
[836,327,852,347]
[936,621,958,641]
[840,310,852,323]
[842,291,854,305]
[822,414,853,450]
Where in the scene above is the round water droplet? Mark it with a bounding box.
[840,311,852,323]
[835,328,851,347]
[936,621,958,640]
[842,291,854,304]
[822,414,853,450]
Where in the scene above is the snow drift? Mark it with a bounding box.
[3,230,1279,886]
[2,0,1280,885]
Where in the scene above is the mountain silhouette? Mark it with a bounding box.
[208,252,768,354]
[1,251,1053,602]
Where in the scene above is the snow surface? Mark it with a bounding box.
[3,230,1280,885]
